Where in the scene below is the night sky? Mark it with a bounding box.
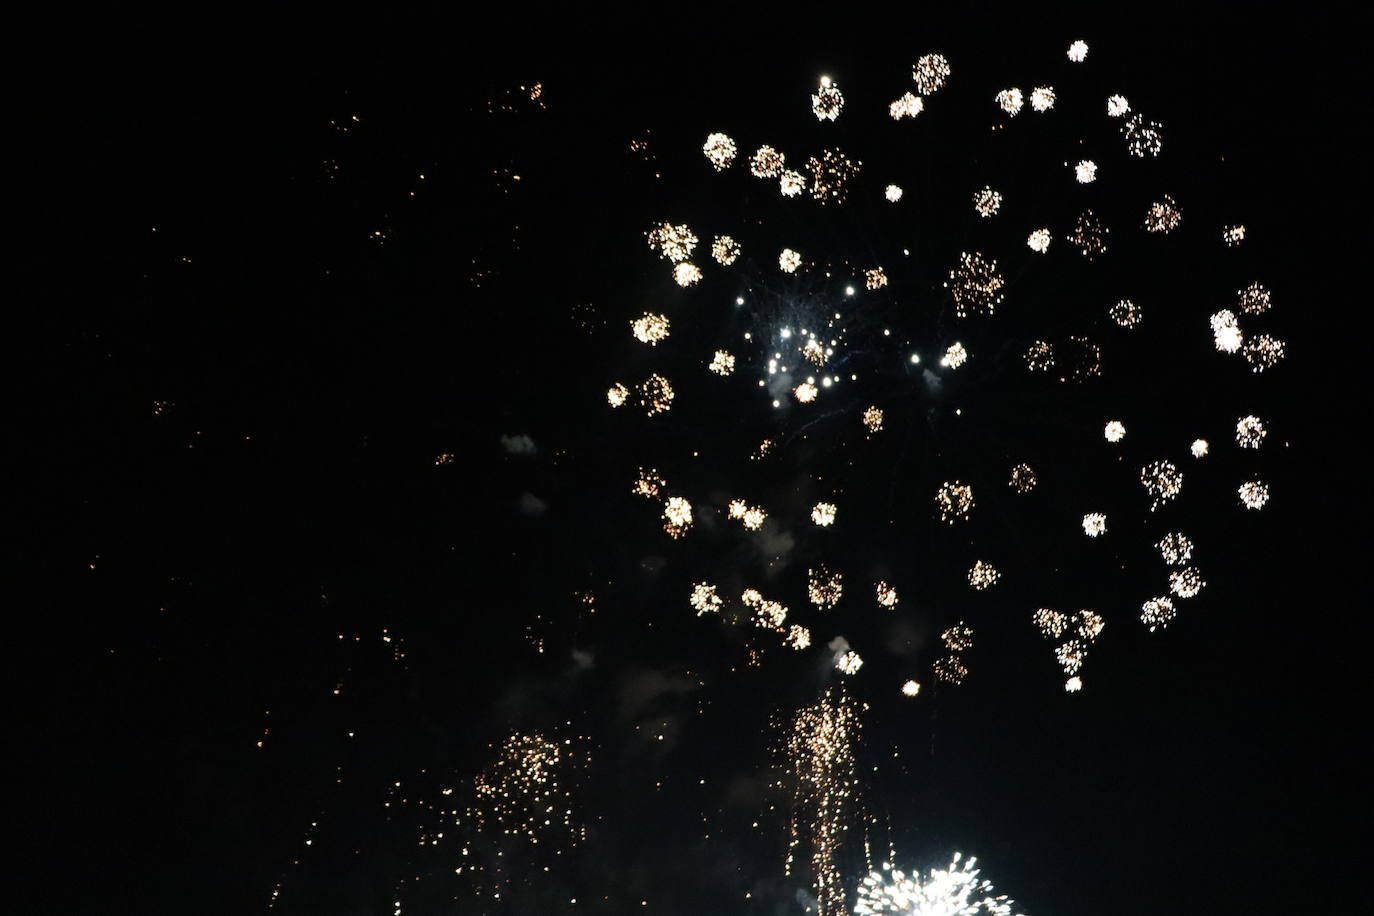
[16,8,1365,915]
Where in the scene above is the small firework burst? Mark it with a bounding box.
[1141,597,1177,631]
[968,560,999,590]
[885,184,904,202]
[1169,567,1205,598]
[779,248,803,273]
[1236,415,1267,449]
[690,582,723,615]
[1106,94,1131,117]
[900,680,920,697]
[1243,335,1285,371]
[811,502,838,527]
[1141,460,1183,510]
[750,146,785,178]
[807,148,861,204]
[1104,420,1126,443]
[1238,282,1272,315]
[946,251,1005,317]
[836,650,863,675]
[1024,340,1055,370]
[779,168,805,197]
[1156,532,1194,565]
[630,312,670,345]
[1026,227,1052,253]
[794,379,819,403]
[711,235,740,265]
[786,625,812,650]
[865,267,888,289]
[889,92,923,119]
[673,262,702,286]
[1055,640,1087,675]
[1145,195,1182,232]
[636,374,675,416]
[1033,608,1068,640]
[1068,40,1089,62]
[702,132,737,170]
[662,496,693,537]
[807,566,844,609]
[854,853,1021,916]
[1067,210,1109,258]
[1191,438,1210,458]
[1239,480,1270,509]
[942,624,975,652]
[1222,224,1247,246]
[1009,463,1037,493]
[973,186,1002,216]
[995,87,1024,116]
[1030,86,1056,112]
[709,350,735,376]
[606,382,629,408]
[1065,676,1083,692]
[1074,159,1097,183]
[646,221,697,262]
[632,467,665,499]
[862,405,884,434]
[936,481,974,523]
[933,655,969,684]
[940,342,968,368]
[912,53,951,94]
[875,581,898,608]
[1110,299,1141,328]
[1082,513,1107,537]
[1211,309,1244,353]
[811,75,844,121]
[1122,113,1164,156]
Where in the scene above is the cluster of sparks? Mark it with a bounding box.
[1034,609,1105,690]
[855,854,1023,916]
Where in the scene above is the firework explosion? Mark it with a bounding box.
[855,853,1023,916]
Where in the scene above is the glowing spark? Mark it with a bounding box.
[607,383,629,408]
[942,624,975,652]
[812,76,844,121]
[866,267,888,289]
[1141,460,1183,510]
[968,561,999,590]
[936,481,974,523]
[780,248,803,273]
[1030,86,1056,112]
[875,581,898,608]
[1238,282,1272,315]
[1211,310,1244,353]
[1104,420,1126,443]
[646,222,697,262]
[1033,609,1068,639]
[632,467,665,499]
[1065,676,1083,692]
[836,651,863,675]
[812,502,838,527]
[901,680,921,697]
[636,374,675,416]
[780,169,806,197]
[1067,210,1108,258]
[808,566,844,609]
[807,149,861,204]
[1122,114,1163,156]
[794,380,819,403]
[709,350,736,376]
[702,132,737,170]
[1106,94,1130,117]
[673,263,702,286]
[1110,299,1141,328]
[886,184,904,202]
[1222,224,1246,246]
[1243,334,1285,371]
[662,496,693,537]
[787,625,812,650]
[1068,40,1089,62]
[1074,159,1097,183]
[1191,439,1209,458]
[630,312,670,345]
[711,235,740,265]
[863,406,884,434]
[1239,480,1270,509]
[1026,228,1052,253]
[1082,513,1107,537]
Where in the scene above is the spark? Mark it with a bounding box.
[973,187,1001,217]
[1009,463,1037,493]
[889,92,924,119]
[690,583,723,615]
[995,88,1023,116]
[780,248,803,273]
[673,263,702,286]
[795,380,819,403]
[1211,309,1244,353]
[933,656,968,684]
[808,566,844,609]
[1191,439,1209,458]
[1067,210,1108,258]
[807,149,862,204]
[645,221,697,262]
[1122,114,1163,156]
[1106,94,1130,117]
[940,342,968,368]
[787,625,812,650]
[662,496,693,537]
[780,169,806,197]
[1104,420,1126,442]
[1082,513,1107,537]
[1030,86,1056,112]
[901,680,921,697]
[606,383,629,408]
[1110,299,1141,328]
[709,350,736,375]
[866,267,888,289]
[875,581,898,608]
[1065,676,1083,692]
[942,624,974,652]
[886,184,904,202]
[836,651,863,675]
[1026,228,1052,253]
[632,467,665,499]
[1222,224,1246,246]
[712,235,741,265]
[1243,335,1285,371]
[1238,282,1272,315]
[1067,40,1089,62]
[1074,159,1097,183]
[812,502,838,527]
[636,374,675,415]
[863,406,884,434]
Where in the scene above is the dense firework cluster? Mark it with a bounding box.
[855,854,1023,916]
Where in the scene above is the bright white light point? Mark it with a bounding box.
[845,286,855,296]
[1104,420,1126,442]
[1068,40,1089,62]
[885,184,903,202]
[811,502,837,526]
[1082,513,1107,537]
[1075,160,1098,183]
[1107,94,1130,117]
[736,296,745,305]
[1191,439,1209,458]
[940,342,967,368]
[780,328,792,339]
[1066,676,1083,692]
[1027,228,1052,253]
[836,650,863,675]
[909,354,920,364]
[779,249,802,273]
[901,680,920,697]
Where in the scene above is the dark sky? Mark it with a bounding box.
[14,7,1365,915]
